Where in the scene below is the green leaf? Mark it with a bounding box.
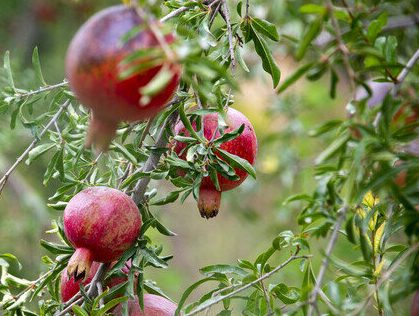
[216,148,256,179]
[40,240,73,255]
[250,27,281,88]
[308,119,343,137]
[236,47,250,72]
[95,296,128,316]
[175,277,217,316]
[300,4,327,15]
[277,63,313,93]
[251,17,279,42]
[296,17,323,60]
[140,67,174,98]
[3,51,15,90]
[270,283,300,304]
[152,191,180,206]
[32,47,47,85]
[72,305,89,316]
[141,248,168,268]
[212,124,244,146]
[200,264,247,277]
[315,132,350,164]
[26,143,56,165]
[111,142,138,164]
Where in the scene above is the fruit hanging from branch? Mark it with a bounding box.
[114,294,177,316]
[173,107,258,219]
[63,187,141,281]
[66,4,181,151]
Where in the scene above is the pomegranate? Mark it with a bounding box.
[66,4,181,150]
[114,294,177,316]
[60,262,100,302]
[173,107,258,218]
[63,187,141,281]
[60,260,132,302]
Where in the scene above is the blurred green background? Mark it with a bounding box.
[2,0,398,313]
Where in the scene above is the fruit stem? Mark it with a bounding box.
[67,248,94,282]
[198,187,222,219]
[85,113,118,152]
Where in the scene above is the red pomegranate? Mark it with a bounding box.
[60,260,132,302]
[60,262,100,302]
[114,294,177,316]
[66,4,181,150]
[63,187,141,281]
[173,107,258,218]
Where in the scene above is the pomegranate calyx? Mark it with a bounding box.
[67,248,94,282]
[198,187,222,219]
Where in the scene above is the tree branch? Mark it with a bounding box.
[131,109,179,205]
[184,254,311,316]
[307,204,349,316]
[221,0,236,74]
[0,100,70,197]
[11,80,68,100]
[326,1,355,93]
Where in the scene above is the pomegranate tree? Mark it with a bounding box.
[66,4,181,151]
[173,107,258,218]
[63,187,141,281]
[114,294,177,316]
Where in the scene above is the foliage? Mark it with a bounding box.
[0,0,418,315]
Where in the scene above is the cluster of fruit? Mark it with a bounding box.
[60,3,258,314]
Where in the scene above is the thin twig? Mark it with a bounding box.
[245,0,250,18]
[393,48,419,94]
[349,242,419,316]
[307,205,349,316]
[97,283,104,308]
[259,279,273,315]
[160,6,190,23]
[0,100,70,197]
[373,48,419,128]
[184,254,310,316]
[326,1,355,94]
[221,0,236,74]
[11,80,68,99]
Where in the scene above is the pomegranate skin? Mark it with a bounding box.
[174,107,258,218]
[60,262,100,302]
[114,294,177,316]
[412,290,419,316]
[63,187,141,280]
[65,5,181,150]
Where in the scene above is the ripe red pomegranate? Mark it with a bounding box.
[60,260,132,302]
[114,294,177,316]
[173,107,258,218]
[60,262,100,302]
[66,5,181,151]
[63,187,141,281]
